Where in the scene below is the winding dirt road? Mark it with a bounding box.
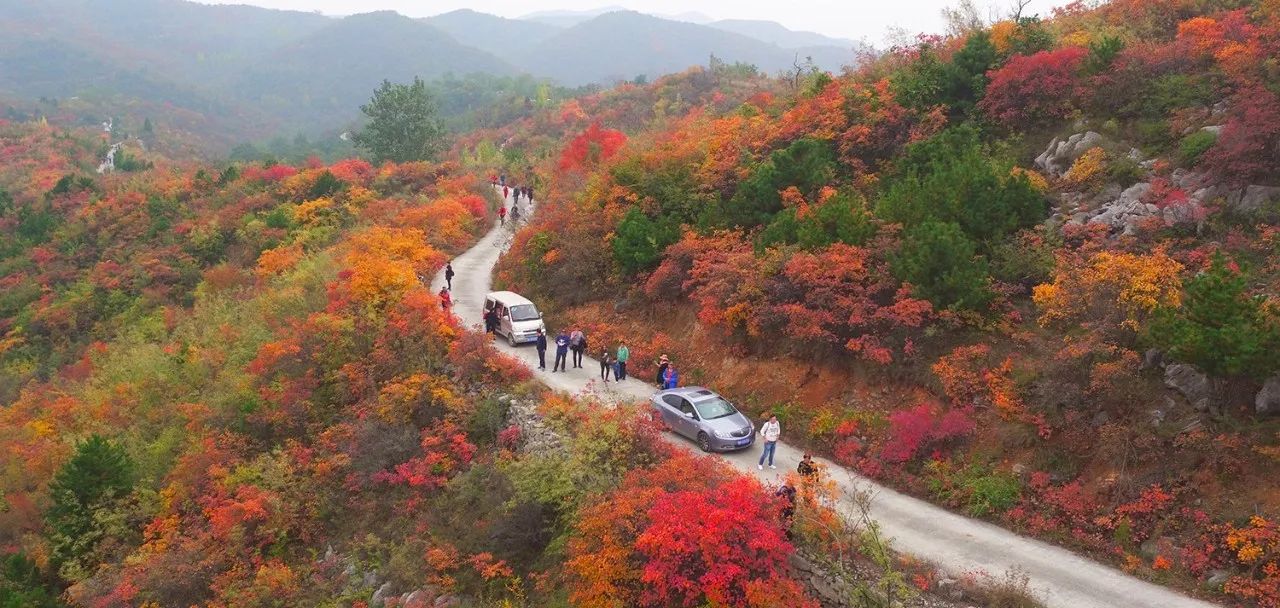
[433,186,1221,608]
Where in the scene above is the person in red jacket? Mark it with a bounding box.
[438,287,452,311]
[498,206,507,225]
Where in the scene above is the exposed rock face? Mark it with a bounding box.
[1036,131,1106,177]
[505,394,565,454]
[1164,364,1214,413]
[1227,185,1280,215]
[1256,376,1280,416]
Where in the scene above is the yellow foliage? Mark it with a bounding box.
[1063,147,1107,187]
[1061,30,1092,47]
[990,21,1017,55]
[1034,250,1183,332]
[345,226,442,308]
[293,197,335,226]
[1010,166,1050,193]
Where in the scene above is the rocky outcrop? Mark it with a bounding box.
[1036,131,1106,177]
[505,394,565,454]
[1164,364,1214,413]
[1256,376,1280,416]
[1227,185,1280,215]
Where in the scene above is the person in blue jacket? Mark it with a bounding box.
[553,330,570,372]
[663,364,679,389]
[534,329,547,370]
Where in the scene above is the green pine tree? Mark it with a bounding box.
[1148,253,1280,379]
[45,435,134,579]
[352,77,445,164]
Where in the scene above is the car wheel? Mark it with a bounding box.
[697,432,712,453]
[507,332,517,347]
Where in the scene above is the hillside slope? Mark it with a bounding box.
[484,1,1280,606]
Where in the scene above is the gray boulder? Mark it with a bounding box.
[1227,185,1280,215]
[1036,131,1106,177]
[1257,376,1280,416]
[1165,364,1213,412]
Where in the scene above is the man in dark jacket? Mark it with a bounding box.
[553,330,570,372]
[535,329,547,370]
[444,262,455,290]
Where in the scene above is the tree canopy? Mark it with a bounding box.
[352,77,445,164]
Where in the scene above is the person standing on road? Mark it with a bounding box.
[512,186,521,205]
[526,186,534,201]
[438,287,452,311]
[444,262,455,291]
[662,364,679,389]
[535,329,547,370]
[499,173,506,186]
[553,330,570,372]
[615,342,629,380]
[498,205,507,225]
[569,328,585,368]
[599,348,613,383]
[511,205,521,222]
[758,414,780,470]
[655,354,670,387]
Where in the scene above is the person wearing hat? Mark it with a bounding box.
[655,354,670,388]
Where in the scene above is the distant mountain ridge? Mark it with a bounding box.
[0,0,861,144]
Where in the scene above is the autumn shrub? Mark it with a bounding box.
[980,47,1087,128]
[565,454,816,608]
[881,402,976,464]
[1033,249,1184,336]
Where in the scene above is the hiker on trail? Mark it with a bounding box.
[662,364,679,390]
[499,173,506,186]
[498,206,507,225]
[776,483,797,539]
[526,186,534,201]
[503,185,509,199]
[511,205,521,222]
[490,174,498,186]
[512,187,521,205]
[615,342,629,380]
[535,329,547,370]
[569,329,586,368]
[758,414,780,470]
[444,262,455,290]
[655,354,670,387]
[798,453,818,478]
[553,330,570,372]
[438,287,452,311]
[599,348,614,383]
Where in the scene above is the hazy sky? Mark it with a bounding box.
[195,0,1069,44]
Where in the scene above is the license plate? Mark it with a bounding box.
[736,438,751,446]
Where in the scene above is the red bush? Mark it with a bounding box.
[980,47,1087,127]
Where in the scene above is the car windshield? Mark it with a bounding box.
[509,304,540,322]
[693,397,737,420]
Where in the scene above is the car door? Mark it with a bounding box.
[676,398,700,437]
[659,394,687,436]
[497,303,511,337]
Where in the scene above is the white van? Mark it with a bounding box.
[483,291,545,346]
